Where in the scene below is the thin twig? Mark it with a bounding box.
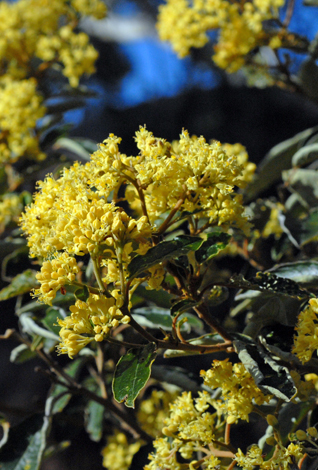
[193,304,233,342]
[283,0,295,27]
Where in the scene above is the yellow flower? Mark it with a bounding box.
[34,252,80,305]
[57,293,129,358]
[101,431,141,470]
[0,0,105,87]
[0,194,23,233]
[146,390,222,469]
[137,389,179,437]
[0,77,45,164]
[201,359,270,423]
[125,127,251,232]
[236,442,304,470]
[293,298,318,363]
[157,0,284,73]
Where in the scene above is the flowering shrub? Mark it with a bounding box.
[1,1,318,470]
[157,0,317,91]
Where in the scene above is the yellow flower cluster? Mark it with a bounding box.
[157,0,284,72]
[21,126,253,260]
[35,25,99,88]
[101,389,178,470]
[20,163,152,260]
[145,390,222,470]
[0,0,106,83]
[20,127,254,356]
[0,78,46,164]
[201,359,270,423]
[221,143,256,184]
[57,294,130,358]
[102,431,141,470]
[34,252,80,305]
[235,442,303,470]
[137,389,179,437]
[293,297,318,363]
[91,127,252,231]
[0,194,23,234]
[0,0,106,164]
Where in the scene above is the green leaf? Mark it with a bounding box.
[164,333,224,357]
[269,260,318,288]
[303,0,318,5]
[19,313,60,341]
[151,365,201,392]
[83,379,104,442]
[10,344,37,364]
[279,208,318,247]
[283,168,318,207]
[170,299,199,316]
[74,285,90,302]
[41,307,65,336]
[291,143,318,167]
[229,272,310,299]
[244,126,318,202]
[85,399,104,443]
[195,231,231,263]
[134,284,173,309]
[0,407,50,470]
[128,235,203,279]
[0,270,39,301]
[17,290,76,315]
[49,359,84,414]
[46,98,86,114]
[132,307,203,333]
[233,339,297,402]
[53,137,92,161]
[0,418,10,450]
[112,343,157,408]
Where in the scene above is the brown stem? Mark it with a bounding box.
[136,178,150,222]
[226,460,237,470]
[225,422,231,446]
[211,439,236,454]
[126,314,160,343]
[193,304,233,342]
[95,344,108,399]
[156,193,188,237]
[283,0,295,27]
[108,336,145,349]
[161,280,182,296]
[122,171,150,222]
[298,453,308,469]
[73,384,152,443]
[126,312,233,353]
[71,280,100,295]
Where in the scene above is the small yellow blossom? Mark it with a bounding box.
[0,0,106,86]
[0,77,45,164]
[201,359,271,423]
[157,0,284,74]
[146,390,222,469]
[101,431,141,470]
[137,389,179,437]
[0,194,23,233]
[293,298,318,363]
[236,442,304,470]
[34,252,80,305]
[57,293,128,358]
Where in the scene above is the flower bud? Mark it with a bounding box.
[266,414,278,427]
[265,436,276,446]
[295,430,308,441]
[307,427,318,438]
